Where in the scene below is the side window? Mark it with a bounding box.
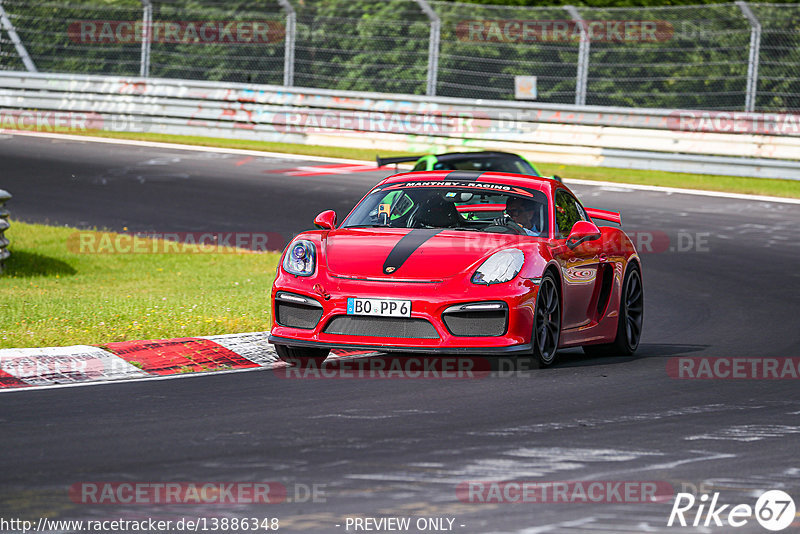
[555,190,586,238]
[412,160,427,171]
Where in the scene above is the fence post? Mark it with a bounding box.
[415,0,440,97]
[736,1,761,112]
[0,190,11,273]
[0,0,37,72]
[139,0,152,77]
[564,6,589,107]
[277,0,296,87]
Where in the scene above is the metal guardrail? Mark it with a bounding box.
[0,71,799,180]
[0,189,10,273]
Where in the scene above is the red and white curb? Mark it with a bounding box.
[0,332,281,389]
[0,333,378,391]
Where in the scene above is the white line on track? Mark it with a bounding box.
[7,130,799,205]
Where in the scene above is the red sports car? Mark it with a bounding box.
[269,170,643,367]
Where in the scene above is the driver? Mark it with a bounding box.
[506,197,542,236]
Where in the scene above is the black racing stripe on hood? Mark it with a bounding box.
[383,228,443,274]
[445,170,485,181]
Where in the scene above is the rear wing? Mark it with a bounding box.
[585,207,622,225]
[376,155,420,167]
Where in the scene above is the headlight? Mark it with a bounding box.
[471,249,524,285]
[282,240,316,276]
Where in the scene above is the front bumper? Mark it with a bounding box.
[270,272,540,353]
[268,335,532,354]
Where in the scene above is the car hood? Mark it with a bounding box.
[323,228,531,280]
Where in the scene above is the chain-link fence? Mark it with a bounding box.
[0,0,798,111]
[292,0,432,94]
[0,0,287,84]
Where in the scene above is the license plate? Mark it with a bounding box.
[347,298,411,317]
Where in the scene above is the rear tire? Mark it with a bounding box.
[274,344,329,368]
[583,265,643,357]
[532,272,561,367]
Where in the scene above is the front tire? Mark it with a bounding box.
[274,344,329,368]
[583,265,643,357]
[532,272,561,367]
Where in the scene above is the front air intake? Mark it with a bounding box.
[275,292,323,329]
[442,302,508,337]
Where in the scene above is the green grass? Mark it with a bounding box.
[63,129,800,199]
[0,221,279,349]
[537,163,800,199]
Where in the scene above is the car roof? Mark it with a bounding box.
[431,151,525,162]
[378,170,568,196]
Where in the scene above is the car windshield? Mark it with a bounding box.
[432,156,537,175]
[342,183,549,237]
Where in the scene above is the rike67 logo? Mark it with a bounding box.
[668,490,796,531]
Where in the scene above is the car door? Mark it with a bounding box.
[551,189,601,330]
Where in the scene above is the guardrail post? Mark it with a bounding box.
[277,0,296,87]
[737,1,761,113]
[0,190,11,273]
[414,0,440,97]
[0,0,37,72]
[564,5,589,107]
[140,0,152,77]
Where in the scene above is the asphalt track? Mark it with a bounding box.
[1,133,800,533]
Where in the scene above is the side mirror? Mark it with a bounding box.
[566,220,601,249]
[314,210,337,230]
